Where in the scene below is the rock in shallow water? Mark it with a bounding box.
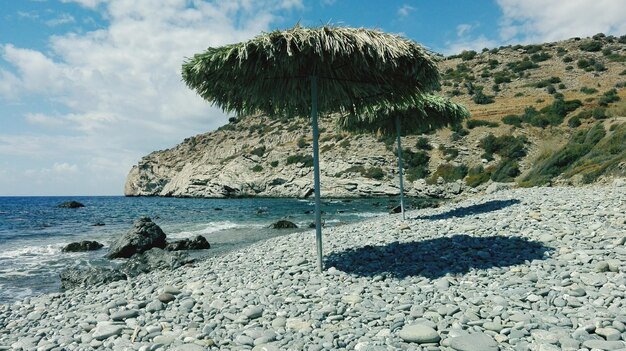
[107,217,167,259]
[165,235,210,251]
[59,266,126,290]
[62,240,103,252]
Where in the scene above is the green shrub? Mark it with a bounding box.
[524,45,543,54]
[428,163,468,183]
[562,56,573,63]
[532,76,561,88]
[439,145,459,160]
[490,159,520,182]
[286,154,314,167]
[270,160,279,167]
[592,107,608,119]
[460,50,477,61]
[251,165,263,172]
[568,116,581,128]
[480,134,528,160]
[416,137,432,150]
[363,167,385,180]
[565,65,573,71]
[599,89,620,106]
[250,145,266,157]
[492,84,501,92]
[580,40,603,52]
[493,71,513,84]
[507,59,539,73]
[530,52,551,62]
[520,124,606,186]
[580,87,598,94]
[403,149,430,181]
[620,69,626,75]
[465,165,491,187]
[466,119,499,129]
[487,59,500,68]
[473,90,495,104]
[450,124,470,141]
[546,85,557,94]
[502,114,523,127]
[297,136,309,148]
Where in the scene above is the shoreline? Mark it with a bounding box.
[1,182,625,350]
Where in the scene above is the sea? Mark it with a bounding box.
[0,195,409,305]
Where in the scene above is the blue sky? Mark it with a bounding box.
[1,0,625,196]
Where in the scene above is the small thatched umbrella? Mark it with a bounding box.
[182,25,440,271]
[338,94,469,219]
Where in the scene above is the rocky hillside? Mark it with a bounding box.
[125,33,626,199]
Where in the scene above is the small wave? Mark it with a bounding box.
[168,221,263,239]
[0,243,65,259]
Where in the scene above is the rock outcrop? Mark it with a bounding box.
[62,241,104,252]
[271,220,298,229]
[58,201,85,208]
[165,235,210,251]
[125,35,626,198]
[107,217,167,259]
[59,266,126,290]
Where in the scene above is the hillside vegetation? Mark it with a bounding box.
[125,33,626,198]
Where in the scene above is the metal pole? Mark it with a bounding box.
[311,75,323,272]
[395,115,406,220]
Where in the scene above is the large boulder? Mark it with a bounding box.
[165,235,210,251]
[58,201,85,208]
[120,248,193,277]
[271,220,298,229]
[62,240,103,252]
[60,266,126,290]
[107,217,167,259]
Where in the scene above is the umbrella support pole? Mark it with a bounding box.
[311,75,323,272]
[395,116,406,220]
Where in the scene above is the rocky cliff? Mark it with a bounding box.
[125,34,626,198]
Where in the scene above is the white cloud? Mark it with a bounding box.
[45,13,76,26]
[52,162,79,174]
[497,0,626,43]
[397,4,415,18]
[60,0,106,9]
[456,24,473,37]
[0,0,300,195]
[442,35,499,56]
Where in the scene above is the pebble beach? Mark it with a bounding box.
[1,182,625,351]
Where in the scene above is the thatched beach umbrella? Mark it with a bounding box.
[338,94,469,219]
[182,25,440,271]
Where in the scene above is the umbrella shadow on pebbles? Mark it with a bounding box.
[414,199,521,221]
[325,234,552,279]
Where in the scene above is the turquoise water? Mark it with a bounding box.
[0,196,396,304]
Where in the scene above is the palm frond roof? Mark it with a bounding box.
[182,25,440,118]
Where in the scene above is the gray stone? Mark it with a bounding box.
[92,324,124,341]
[158,293,176,303]
[110,309,138,321]
[242,306,264,319]
[449,333,498,351]
[581,340,626,350]
[595,327,622,341]
[397,324,440,344]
